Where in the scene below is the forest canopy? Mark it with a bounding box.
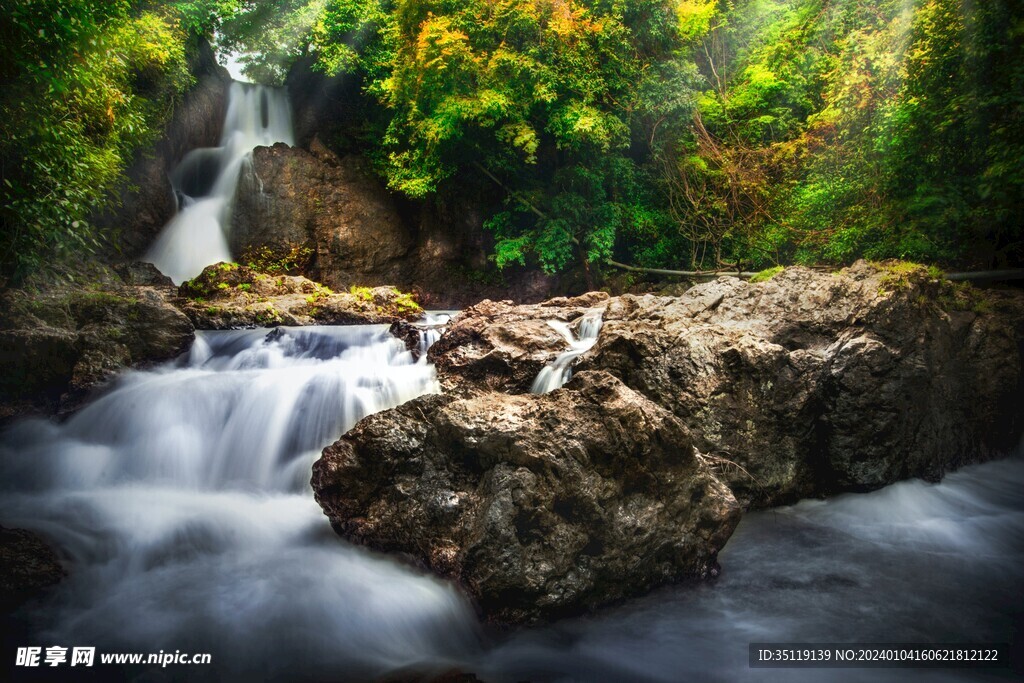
[2,0,1021,284]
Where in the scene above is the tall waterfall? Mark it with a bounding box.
[531,309,604,393]
[146,82,294,284]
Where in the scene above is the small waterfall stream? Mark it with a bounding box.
[531,309,604,393]
[146,82,294,284]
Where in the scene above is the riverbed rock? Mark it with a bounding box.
[313,370,740,623]
[0,264,195,419]
[0,527,65,610]
[176,262,423,329]
[425,262,1024,505]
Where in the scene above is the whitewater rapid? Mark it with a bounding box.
[1,324,1020,681]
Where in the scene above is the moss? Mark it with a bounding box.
[253,304,282,326]
[236,283,251,292]
[350,285,374,302]
[874,260,932,295]
[393,291,421,315]
[749,266,784,283]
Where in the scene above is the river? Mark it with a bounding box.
[1,325,1020,682]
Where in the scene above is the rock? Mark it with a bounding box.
[231,144,415,289]
[427,293,610,395]
[425,262,1024,506]
[0,527,65,610]
[313,370,740,623]
[113,261,175,288]
[0,264,195,418]
[177,262,423,329]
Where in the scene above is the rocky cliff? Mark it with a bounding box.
[229,140,559,308]
[313,263,1024,622]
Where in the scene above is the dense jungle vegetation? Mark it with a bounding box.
[2,0,1021,285]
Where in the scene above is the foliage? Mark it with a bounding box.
[680,0,1023,270]
[0,1,207,284]
[749,265,783,283]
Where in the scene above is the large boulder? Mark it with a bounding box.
[0,263,195,419]
[313,370,740,623]
[230,142,415,289]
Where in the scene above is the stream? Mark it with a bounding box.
[0,325,1020,681]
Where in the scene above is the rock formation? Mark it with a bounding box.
[0,263,194,420]
[314,262,1024,622]
[313,370,741,623]
[231,142,415,289]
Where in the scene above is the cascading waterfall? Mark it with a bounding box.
[531,309,604,393]
[415,311,456,361]
[146,82,294,284]
[1,319,1021,681]
[0,324,481,680]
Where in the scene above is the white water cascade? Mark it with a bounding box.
[146,82,294,284]
[531,309,604,393]
[0,325,481,680]
[1,322,1021,681]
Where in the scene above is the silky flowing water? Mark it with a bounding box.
[146,82,294,284]
[1,326,1020,682]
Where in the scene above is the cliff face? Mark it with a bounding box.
[313,264,1024,623]
[230,140,560,307]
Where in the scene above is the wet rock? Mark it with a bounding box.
[314,370,740,623]
[0,264,195,419]
[177,262,423,329]
[0,527,65,610]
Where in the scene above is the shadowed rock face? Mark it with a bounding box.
[0,263,195,420]
[313,370,741,624]
[0,527,65,611]
[231,142,415,289]
[313,263,1024,623]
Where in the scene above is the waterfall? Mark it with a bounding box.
[416,311,456,362]
[0,324,480,679]
[531,309,604,393]
[145,82,295,285]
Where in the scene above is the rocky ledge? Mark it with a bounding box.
[313,262,1024,623]
[0,262,194,419]
[176,262,423,329]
